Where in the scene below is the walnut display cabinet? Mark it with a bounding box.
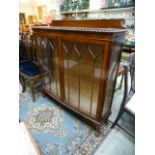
[32,19,126,129]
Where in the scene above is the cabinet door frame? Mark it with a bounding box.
[59,36,111,120]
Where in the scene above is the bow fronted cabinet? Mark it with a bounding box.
[32,19,126,129]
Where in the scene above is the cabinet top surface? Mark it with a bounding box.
[32,26,126,34]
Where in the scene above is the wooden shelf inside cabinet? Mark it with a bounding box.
[32,19,127,129]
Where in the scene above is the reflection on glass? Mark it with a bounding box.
[63,42,79,108]
[43,76,50,91]
[37,37,60,97]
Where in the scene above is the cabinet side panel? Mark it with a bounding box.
[102,39,123,117]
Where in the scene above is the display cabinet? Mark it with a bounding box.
[32,19,126,129]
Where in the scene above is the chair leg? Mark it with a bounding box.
[30,80,35,102]
[111,110,124,128]
[116,123,135,138]
[111,66,128,128]
[22,77,26,93]
[118,74,124,90]
[19,75,26,93]
[115,74,124,91]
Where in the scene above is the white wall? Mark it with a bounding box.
[19,0,38,17]
[19,0,63,20]
[89,0,106,10]
[87,7,135,26]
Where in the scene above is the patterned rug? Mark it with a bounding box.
[19,91,111,155]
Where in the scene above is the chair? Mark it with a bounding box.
[19,32,47,101]
[111,53,135,138]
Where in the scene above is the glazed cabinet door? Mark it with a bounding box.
[36,36,61,98]
[61,39,108,118]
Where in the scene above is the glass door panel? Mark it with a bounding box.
[62,40,104,118]
[36,37,60,97]
[63,41,79,108]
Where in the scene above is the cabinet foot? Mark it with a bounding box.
[94,130,102,137]
[94,124,102,137]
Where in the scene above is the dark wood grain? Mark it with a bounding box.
[50,19,125,29]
